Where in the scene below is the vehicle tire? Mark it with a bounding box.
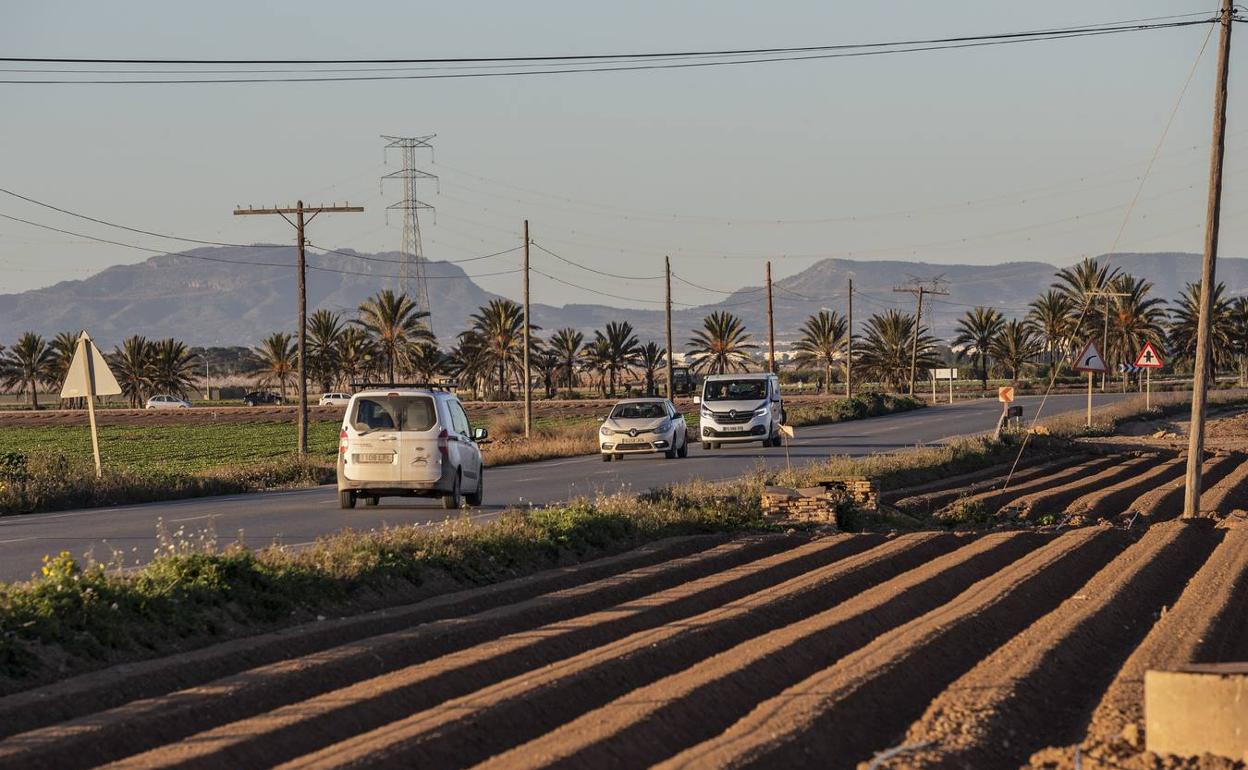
[665,447,677,459]
[602,453,612,462]
[364,496,379,506]
[339,490,356,510]
[702,442,711,450]
[466,469,484,507]
[677,437,689,458]
[441,472,462,510]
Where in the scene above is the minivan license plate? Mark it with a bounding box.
[721,425,746,432]
[355,453,393,464]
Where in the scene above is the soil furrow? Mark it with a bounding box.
[1129,455,1239,521]
[651,526,1128,770]
[266,534,969,770]
[0,533,725,738]
[881,453,1065,508]
[1198,451,1248,514]
[92,534,882,770]
[475,531,1051,770]
[1062,456,1184,523]
[892,455,1086,516]
[0,534,807,770]
[1007,455,1154,521]
[934,455,1119,519]
[1025,529,1248,770]
[881,520,1220,770]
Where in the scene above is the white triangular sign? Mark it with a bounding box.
[1133,341,1164,369]
[1073,340,1107,373]
[60,331,122,398]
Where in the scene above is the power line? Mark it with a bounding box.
[1,15,1211,65]
[0,21,1211,84]
[530,241,663,280]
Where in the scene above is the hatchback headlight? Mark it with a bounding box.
[600,425,612,436]
[656,419,672,433]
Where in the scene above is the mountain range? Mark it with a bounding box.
[1,248,1243,349]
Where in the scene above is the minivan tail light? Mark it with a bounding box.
[437,428,450,460]
[339,429,348,455]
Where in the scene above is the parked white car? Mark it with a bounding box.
[695,373,785,449]
[318,392,352,407]
[336,387,487,509]
[145,394,192,409]
[599,398,689,461]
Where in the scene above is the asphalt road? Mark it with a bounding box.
[0,392,1129,582]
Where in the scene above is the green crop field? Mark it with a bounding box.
[0,423,340,474]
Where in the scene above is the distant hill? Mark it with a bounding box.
[0,248,1242,348]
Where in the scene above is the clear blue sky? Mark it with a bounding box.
[1,1,1241,307]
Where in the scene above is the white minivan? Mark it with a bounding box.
[336,386,487,509]
[695,372,785,449]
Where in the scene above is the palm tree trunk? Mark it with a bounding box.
[29,375,38,409]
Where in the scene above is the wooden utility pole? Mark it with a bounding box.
[766,261,776,373]
[846,279,853,398]
[522,220,532,438]
[234,201,363,455]
[1185,0,1235,518]
[894,281,949,396]
[665,255,675,398]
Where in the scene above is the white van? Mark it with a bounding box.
[336,386,487,509]
[694,372,785,449]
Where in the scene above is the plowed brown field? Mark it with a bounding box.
[1,451,1246,769]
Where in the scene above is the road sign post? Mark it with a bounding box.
[934,368,957,404]
[1134,342,1165,411]
[1074,340,1108,427]
[59,331,123,478]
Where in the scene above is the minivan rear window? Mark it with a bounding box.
[352,396,437,432]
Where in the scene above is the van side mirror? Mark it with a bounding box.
[472,427,489,442]
[692,395,701,404]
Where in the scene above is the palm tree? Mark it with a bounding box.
[307,309,344,391]
[334,327,375,389]
[595,321,642,396]
[1027,290,1075,365]
[1105,274,1166,386]
[951,306,1004,391]
[1230,297,1248,386]
[355,290,433,383]
[857,310,939,392]
[447,330,492,399]
[109,336,154,407]
[49,331,82,408]
[637,341,666,396]
[149,338,199,398]
[580,337,612,396]
[2,332,56,408]
[407,343,444,382]
[1168,281,1233,373]
[687,311,757,374]
[253,332,297,398]
[988,319,1042,384]
[548,328,584,396]
[791,310,848,390]
[469,298,529,399]
[1053,257,1121,339]
[535,346,561,398]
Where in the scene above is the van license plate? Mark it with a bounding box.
[355,453,393,463]
[721,425,747,432]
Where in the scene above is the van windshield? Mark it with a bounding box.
[703,379,768,402]
[351,396,437,433]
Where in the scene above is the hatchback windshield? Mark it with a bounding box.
[703,379,768,402]
[610,402,666,420]
[351,396,437,432]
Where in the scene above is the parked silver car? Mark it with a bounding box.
[145,394,192,409]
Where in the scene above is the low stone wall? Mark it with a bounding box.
[761,476,879,527]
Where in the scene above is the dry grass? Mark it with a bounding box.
[1036,388,1248,438]
[480,415,599,467]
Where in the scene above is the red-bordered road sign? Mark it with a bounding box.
[1134,341,1165,369]
[1074,340,1107,373]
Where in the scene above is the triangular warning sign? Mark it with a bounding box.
[1134,341,1164,369]
[60,331,122,399]
[1073,340,1107,373]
